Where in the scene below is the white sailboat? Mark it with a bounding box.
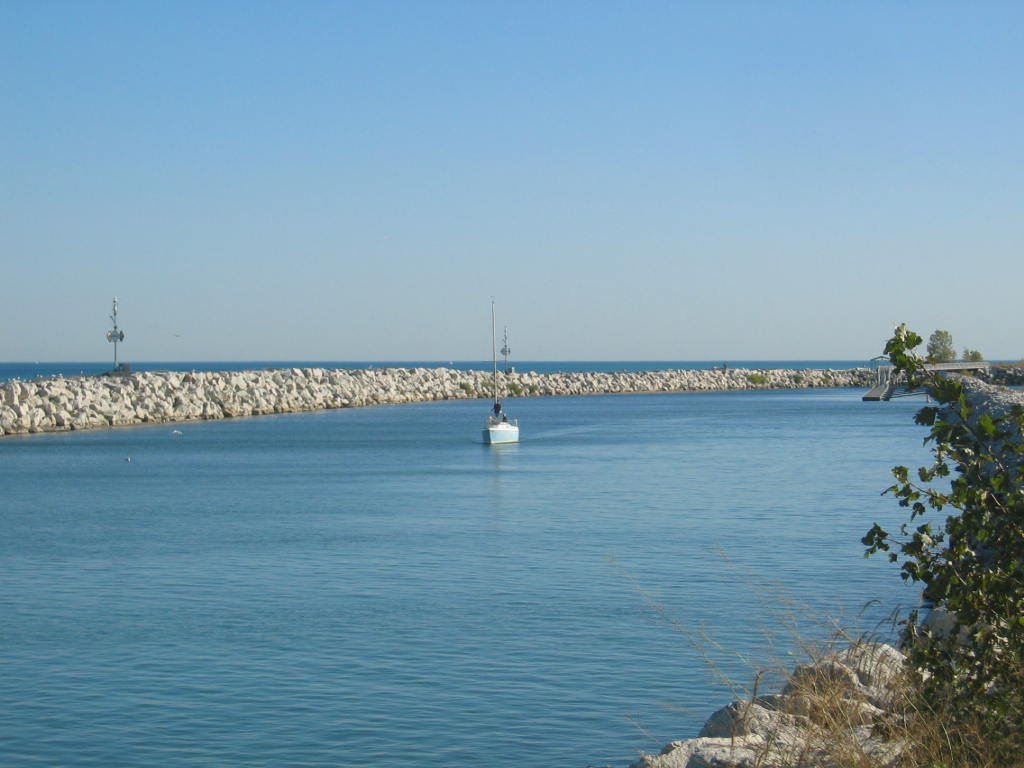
[483,300,519,445]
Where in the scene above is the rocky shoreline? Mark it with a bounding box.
[630,642,906,768]
[0,366,875,438]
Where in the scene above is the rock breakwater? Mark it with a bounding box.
[983,364,1024,387]
[0,366,874,438]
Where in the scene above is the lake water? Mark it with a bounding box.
[0,386,928,767]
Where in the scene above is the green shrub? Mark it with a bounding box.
[864,324,1024,762]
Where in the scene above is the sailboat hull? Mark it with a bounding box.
[483,420,519,444]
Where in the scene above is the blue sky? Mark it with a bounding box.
[2,1,1022,362]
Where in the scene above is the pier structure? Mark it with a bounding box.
[862,361,991,401]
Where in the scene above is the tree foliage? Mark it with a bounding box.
[925,329,956,363]
[863,324,1024,760]
[963,347,984,363]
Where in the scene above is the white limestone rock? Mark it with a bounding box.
[633,736,767,768]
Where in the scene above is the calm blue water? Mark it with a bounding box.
[0,360,872,383]
[0,388,928,767]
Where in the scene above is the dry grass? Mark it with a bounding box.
[716,636,1024,768]
[629,590,1019,766]
[619,553,1021,768]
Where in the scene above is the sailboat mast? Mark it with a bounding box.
[491,299,498,406]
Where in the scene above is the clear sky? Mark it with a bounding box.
[2,1,1022,362]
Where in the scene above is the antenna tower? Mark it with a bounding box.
[500,326,511,374]
[105,297,125,370]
